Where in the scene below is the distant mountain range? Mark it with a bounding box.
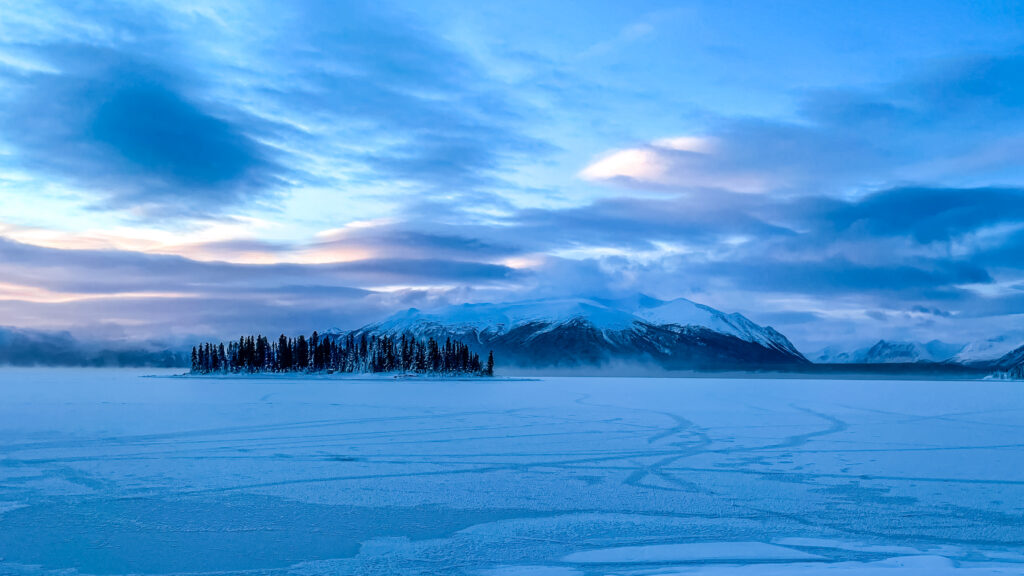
[813,336,1024,378]
[814,340,964,364]
[0,326,187,368]
[342,295,808,371]
[814,336,1024,364]
[1,294,1021,378]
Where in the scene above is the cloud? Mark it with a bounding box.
[580,147,668,184]
[311,226,523,261]
[557,50,1024,349]
[0,236,518,296]
[0,234,527,342]
[582,50,1024,196]
[230,0,551,195]
[812,186,1024,243]
[580,136,778,192]
[3,180,1023,350]
[418,184,1023,345]
[581,20,656,59]
[89,84,265,188]
[0,0,550,217]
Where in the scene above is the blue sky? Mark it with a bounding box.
[2,0,1024,351]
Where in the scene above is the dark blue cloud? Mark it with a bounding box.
[333,258,517,284]
[89,83,261,188]
[315,228,522,260]
[690,259,992,297]
[911,305,952,318]
[505,195,797,251]
[753,310,824,325]
[909,52,1024,112]
[974,227,1024,269]
[0,48,285,216]
[818,187,1024,243]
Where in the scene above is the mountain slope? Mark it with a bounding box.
[990,344,1024,379]
[950,333,1024,365]
[345,296,807,370]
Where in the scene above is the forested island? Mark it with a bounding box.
[190,331,494,376]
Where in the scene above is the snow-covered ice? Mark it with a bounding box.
[561,542,824,563]
[0,368,1022,575]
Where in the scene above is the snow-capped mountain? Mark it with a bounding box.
[813,345,857,364]
[815,340,963,364]
[949,333,1024,365]
[343,295,807,370]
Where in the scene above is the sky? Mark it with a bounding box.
[2,0,1024,352]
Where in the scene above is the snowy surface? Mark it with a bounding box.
[561,542,823,563]
[0,369,1023,575]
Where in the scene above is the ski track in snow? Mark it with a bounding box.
[0,369,1022,575]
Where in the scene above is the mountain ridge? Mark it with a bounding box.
[814,339,964,364]
[343,295,808,370]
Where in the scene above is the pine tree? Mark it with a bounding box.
[218,343,227,372]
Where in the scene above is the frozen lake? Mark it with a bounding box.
[0,368,1022,575]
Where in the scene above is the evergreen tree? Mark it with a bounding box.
[296,334,307,371]
[278,334,291,371]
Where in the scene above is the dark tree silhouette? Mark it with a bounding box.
[190,331,493,376]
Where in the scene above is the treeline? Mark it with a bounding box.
[191,331,494,376]
[995,364,1024,380]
